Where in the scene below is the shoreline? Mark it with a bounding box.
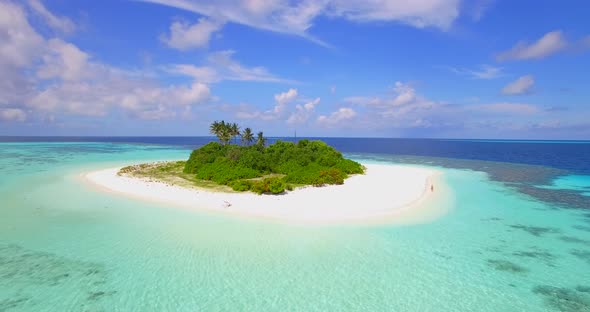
[82,163,451,225]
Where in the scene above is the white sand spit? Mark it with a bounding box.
[83,164,449,225]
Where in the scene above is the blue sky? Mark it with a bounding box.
[0,0,589,138]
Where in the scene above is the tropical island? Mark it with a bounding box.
[84,121,444,224]
[119,121,365,194]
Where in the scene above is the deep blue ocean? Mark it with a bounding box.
[2,136,589,174]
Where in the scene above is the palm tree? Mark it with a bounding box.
[241,128,254,146]
[256,131,266,147]
[219,121,231,145]
[210,120,232,145]
[210,120,221,142]
[230,122,240,144]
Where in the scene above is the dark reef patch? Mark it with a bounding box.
[559,236,590,246]
[570,249,590,265]
[88,290,117,301]
[486,259,528,273]
[0,296,32,311]
[577,286,590,293]
[533,285,590,312]
[513,248,557,266]
[574,225,590,232]
[481,217,503,222]
[0,243,116,310]
[509,224,561,237]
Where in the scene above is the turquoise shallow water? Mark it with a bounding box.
[538,175,590,197]
[1,142,590,311]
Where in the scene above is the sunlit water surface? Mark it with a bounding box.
[1,141,590,311]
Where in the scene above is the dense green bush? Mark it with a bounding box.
[183,139,364,193]
[249,177,285,194]
[268,177,286,194]
[319,168,345,185]
[230,180,252,192]
[194,159,260,185]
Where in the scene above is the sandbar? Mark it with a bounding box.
[83,163,450,225]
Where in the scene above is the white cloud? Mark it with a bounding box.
[0,1,212,121]
[37,39,90,81]
[273,88,298,113]
[27,0,75,33]
[340,82,448,130]
[344,81,436,118]
[0,1,44,67]
[287,97,319,124]
[502,75,534,95]
[208,50,294,83]
[28,78,211,118]
[326,0,460,30]
[496,31,567,61]
[237,88,299,120]
[168,50,294,83]
[161,18,223,50]
[317,107,356,126]
[447,64,503,79]
[168,64,219,83]
[0,108,26,122]
[139,0,462,45]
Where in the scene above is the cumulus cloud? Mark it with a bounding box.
[496,31,567,61]
[345,81,436,118]
[501,75,534,95]
[161,18,223,50]
[36,39,90,81]
[273,88,298,113]
[0,108,26,122]
[338,82,548,134]
[168,50,295,83]
[287,97,319,124]
[139,0,462,45]
[237,88,299,120]
[0,1,44,67]
[0,1,212,121]
[317,107,356,126]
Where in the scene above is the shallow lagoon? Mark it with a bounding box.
[1,141,590,311]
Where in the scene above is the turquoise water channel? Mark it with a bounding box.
[1,142,589,311]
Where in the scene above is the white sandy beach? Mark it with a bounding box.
[84,164,450,225]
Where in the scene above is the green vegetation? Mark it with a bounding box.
[118,121,364,195]
[118,161,233,192]
[182,121,365,194]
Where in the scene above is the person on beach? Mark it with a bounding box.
[431,185,434,192]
